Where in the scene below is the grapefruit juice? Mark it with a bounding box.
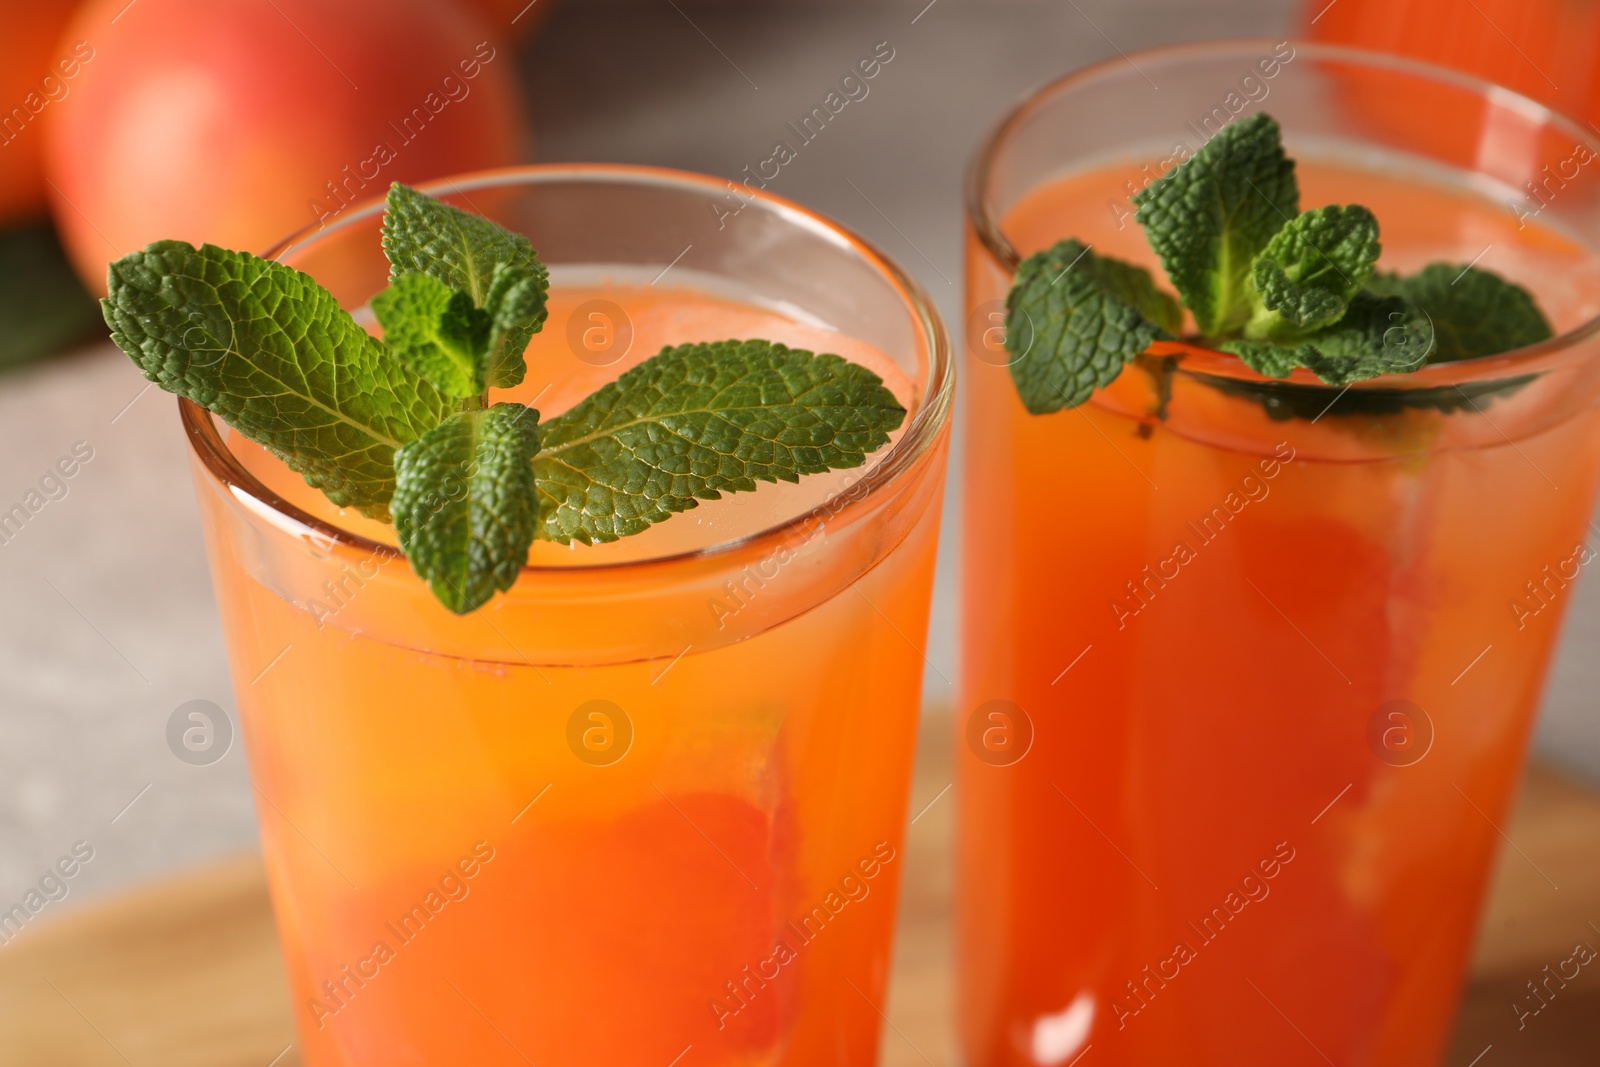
[958,53,1600,1067]
[185,170,953,1067]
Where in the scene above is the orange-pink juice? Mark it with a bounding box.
[192,281,949,1066]
[958,157,1600,1065]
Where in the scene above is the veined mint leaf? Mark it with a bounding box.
[1224,293,1433,385]
[533,339,906,545]
[102,241,453,518]
[372,271,492,398]
[382,183,549,389]
[1298,292,1435,385]
[1220,337,1309,378]
[1366,263,1552,362]
[1095,253,1184,333]
[1245,204,1379,338]
[392,402,541,614]
[483,260,549,382]
[1004,239,1181,414]
[1133,113,1299,336]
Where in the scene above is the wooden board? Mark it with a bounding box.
[3,722,1597,1066]
[0,857,297,1067]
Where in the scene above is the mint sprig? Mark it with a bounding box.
[1004,112,1554,413]
[533,339,906,544]
[104,240,454,519]
[104,183,906,614]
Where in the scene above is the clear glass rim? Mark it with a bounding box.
[964,38,1600,389]
[181,163,955,576]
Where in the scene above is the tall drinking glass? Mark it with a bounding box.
[185,165,953,1066]
[1307,0,1600,129]
[958,42,1600,1066]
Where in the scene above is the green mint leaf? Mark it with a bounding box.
[102,241,453,518]
[392,402,541,614]
[1133,113,1299,336]
[381,183,549,389]
[1219,337,1309,378]
[1098,254,1185,333]
[1297,292,1434,385]
[1224,293,1433,385]
[1245,204,1380,338]
[372,271,492,398]
[533,339,906,545]
[1366,263,1552,362]
[483,260,549,382]
[1003,239,1180,415]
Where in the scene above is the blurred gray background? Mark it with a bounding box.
[3,0,1598,910]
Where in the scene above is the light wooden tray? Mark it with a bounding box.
[4,733,1597,1066]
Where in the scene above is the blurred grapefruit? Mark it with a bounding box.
[43,0,527,294]
[457,0,554,39]
[0,0,85,225]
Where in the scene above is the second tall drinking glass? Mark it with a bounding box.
[958,43,1600,1066]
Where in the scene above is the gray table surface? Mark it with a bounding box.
[3,0,1597,910]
